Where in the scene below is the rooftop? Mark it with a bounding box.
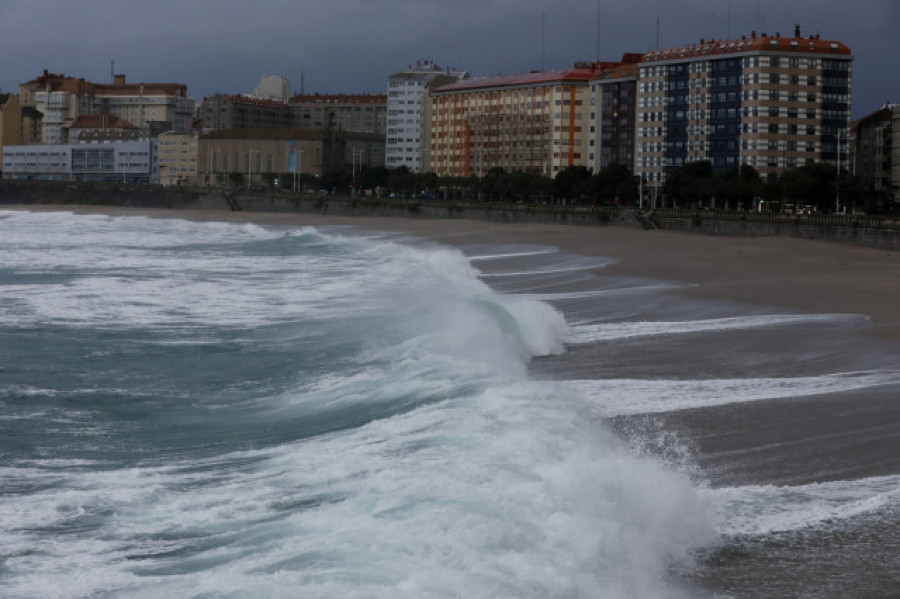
[641,28,851,62]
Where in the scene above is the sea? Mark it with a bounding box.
[1,209,898,598]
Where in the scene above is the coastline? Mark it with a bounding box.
[8,203,900,340]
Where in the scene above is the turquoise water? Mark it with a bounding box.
[2,210,898,598]
[0,211,713,598]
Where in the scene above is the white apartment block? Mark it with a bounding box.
[386,60,467,172]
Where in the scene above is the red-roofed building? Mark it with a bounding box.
[430,60,633,177]
[19,70,195,144]
[66,114,140,142]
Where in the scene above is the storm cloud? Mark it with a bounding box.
[1,0,897,118]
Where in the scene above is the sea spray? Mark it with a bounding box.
[0,210,716,598]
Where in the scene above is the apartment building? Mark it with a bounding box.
[290,93,387,136]
[589,60,640,172]
[386,60,468,172]
[199,94,293,130]
[429,62,617,178]
[635,28,852,196]
[158,130,199,186]
[852,103,898,211]
[19,71,194,144]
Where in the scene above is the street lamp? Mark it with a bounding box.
[352,148,365,197]
[248,148,258,189]
[833,130,845,215]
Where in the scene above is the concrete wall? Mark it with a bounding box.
[3,180,900,251]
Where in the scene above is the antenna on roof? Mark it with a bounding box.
[541,13,547,71]
[656,17,660,50]
[727,0,732,39]
[596,0,601,60]
[110,59,114,83]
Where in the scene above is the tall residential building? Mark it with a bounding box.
[635,28,852,196]
[589,59,640,172]
[19,70,195,144]
[386,60,468,172]
[429,62,621,178]
[290,93,387,136]
[852,103,898,211]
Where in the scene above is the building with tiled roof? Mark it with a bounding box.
[634,27,853,204]
[67,114,140,142]
[429,59,636,177]
[19,70,195,144]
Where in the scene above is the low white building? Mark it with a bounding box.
[2,140,156,183]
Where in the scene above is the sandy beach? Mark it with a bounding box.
[12,204,900,339]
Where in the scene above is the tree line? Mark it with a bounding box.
[238,159,884,214]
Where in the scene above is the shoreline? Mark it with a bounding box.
[8,203,900,340]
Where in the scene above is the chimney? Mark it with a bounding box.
[114,74,126,85]
[794,24,801,38]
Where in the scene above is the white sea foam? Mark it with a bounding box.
[0,210,716,598]
[568,313,869,344]
[566,371,900,416]
[705,475,900,536]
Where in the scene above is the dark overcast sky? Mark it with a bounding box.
[1,0,897,119]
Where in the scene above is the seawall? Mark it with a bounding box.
[3,180,900,251]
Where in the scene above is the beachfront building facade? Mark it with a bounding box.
[1,139,155,183]
[158,130,200,186]
[19,71,194,144]
[635,28,853,199]
[290,93,387,136]
[851,103,899,212]
[386,60,468,172]
[197,128,384,188]
[589,61,640,172]
[429,62,624,178]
